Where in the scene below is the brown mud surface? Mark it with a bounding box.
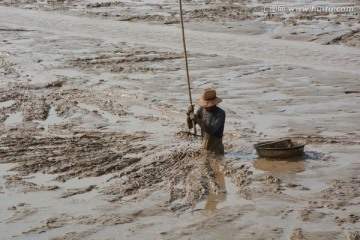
[0,0,360,239]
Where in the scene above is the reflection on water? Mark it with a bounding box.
[204,161,226,211]
[200,154,253,211]
[204,158,227,211]
[254,157,306,173]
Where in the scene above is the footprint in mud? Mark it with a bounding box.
[6,203,38,223]
[22,214,72,235]
[61,185,97,198]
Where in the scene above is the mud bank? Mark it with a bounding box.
[1,1,360,240]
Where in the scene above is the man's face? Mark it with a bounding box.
[204,105,215,111]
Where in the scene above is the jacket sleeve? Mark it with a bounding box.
[194,107,203,125]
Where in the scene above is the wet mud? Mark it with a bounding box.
[1,0,359,48]
[0,0,360,239]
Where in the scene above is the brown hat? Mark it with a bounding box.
[196,88,222,107]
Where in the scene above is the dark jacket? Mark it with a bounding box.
[196,106,225,139]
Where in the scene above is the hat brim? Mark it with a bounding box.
[196,97,222,107]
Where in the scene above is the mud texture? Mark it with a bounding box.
[1,0,360,239]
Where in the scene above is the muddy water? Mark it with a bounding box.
[203,160,227,211]
[0,1,360,239]
[254,158,307,173]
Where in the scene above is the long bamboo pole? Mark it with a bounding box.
[179,0,196,135]
[179,0,192,105]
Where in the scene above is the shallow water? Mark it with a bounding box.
[33,107,66,131]
[0,100,15,109]
[4,112,23,125]
[0,1,359,239]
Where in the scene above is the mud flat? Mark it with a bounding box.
[0,0,360,239]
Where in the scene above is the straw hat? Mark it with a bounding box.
[196,88,222,107]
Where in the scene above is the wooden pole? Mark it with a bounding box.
[179,0,197,135]
[179,0,192,106]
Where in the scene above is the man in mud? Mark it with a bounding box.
[187,88,225,154]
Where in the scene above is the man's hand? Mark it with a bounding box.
[186,105,195,129]
[187,104,197,121]
[187,104,194,115]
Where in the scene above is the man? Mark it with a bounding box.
[187,88,226,154]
